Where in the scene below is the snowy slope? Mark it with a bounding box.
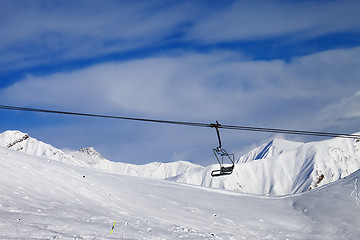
[1,145,359,239]
[172,136,360,195]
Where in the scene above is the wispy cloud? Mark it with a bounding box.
[313,91,360,133]
[1,0,359,73]
[189,0,360,42]
[0,0,198,71]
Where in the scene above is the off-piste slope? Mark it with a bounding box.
[171,137,360,195]
[1,145,359,239]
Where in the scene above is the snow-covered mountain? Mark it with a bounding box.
[70,147,105,166]
[171,137,360,195]
[70,146,202,179]
[0,130,201,179]
[1,143,359,239]
[237,138,304,163]
[1,130,359,196]
[0,130,87,167]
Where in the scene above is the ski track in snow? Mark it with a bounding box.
[1,146,360,239]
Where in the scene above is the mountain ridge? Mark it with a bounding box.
[1,129,359,196]
[0,130,87,167]
[0,130,201,179]
[172,135,360,195]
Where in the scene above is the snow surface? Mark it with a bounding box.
[1,145,360,239]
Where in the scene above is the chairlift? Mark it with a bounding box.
[211,121,235,177]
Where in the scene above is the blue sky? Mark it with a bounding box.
[1,0,360,165]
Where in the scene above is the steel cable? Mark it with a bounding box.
[1,104,359,139]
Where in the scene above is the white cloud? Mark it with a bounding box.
[1,47,359,128]
[313,91,360,132]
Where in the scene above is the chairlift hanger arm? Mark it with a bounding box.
[211,121,222,150]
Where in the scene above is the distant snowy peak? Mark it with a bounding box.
[93,160,202,179]
[238,138,304,163]
[79,147,104,159]
[68,146,202,179]
[69,147,105,166]
[0,130,29,149]
[0,130,86,167]
[66,146,202,179]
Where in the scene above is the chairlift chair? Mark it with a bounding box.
[211,121,235,177]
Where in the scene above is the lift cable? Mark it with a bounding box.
[1,104,359,140]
